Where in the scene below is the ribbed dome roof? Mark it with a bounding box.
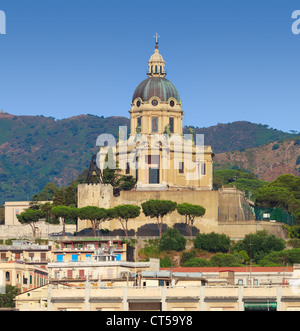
[132,77,180,103]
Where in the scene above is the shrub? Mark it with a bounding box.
[160,255,172,268]
[158,228,186,251]
[210,253,243,267]
[181,250,197,265]
[183,258,212,267]
[194,232,231,253]
[233,230,286,263]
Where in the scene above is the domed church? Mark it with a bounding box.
[77,37,273,237]
[111,37,214,191]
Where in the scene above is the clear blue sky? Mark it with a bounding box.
[0,0,299,132]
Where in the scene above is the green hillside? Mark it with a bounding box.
[0,113,298,204]
[186,121,298,153]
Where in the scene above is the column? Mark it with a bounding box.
[200,286,206,311]
[161,287,167,311]
[123,287,129,311]
[85,279,90,311]
[238,286,244,311]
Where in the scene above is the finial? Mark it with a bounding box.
[153,33,160,48]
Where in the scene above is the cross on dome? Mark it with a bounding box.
[153,33,160,45]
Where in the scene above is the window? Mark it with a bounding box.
[238,279,243,285]
[151,99,158,107]
[56,254,63,263]
[179,162,184,174]
[201,163,206,175]
[126,162,130,175]
[169,117,174,133]
[137,116,142,127]
[152,117,158,132]
[72,254,78,262]
[86,254,92,261]
[67,270,73,279]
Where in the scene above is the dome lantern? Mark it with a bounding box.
[147,33,166,78]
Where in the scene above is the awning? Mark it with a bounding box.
[244,302,277,310]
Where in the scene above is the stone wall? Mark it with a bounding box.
[77,184,288,239]
[0,222,76,240]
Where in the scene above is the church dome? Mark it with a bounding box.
[132,77,181,103]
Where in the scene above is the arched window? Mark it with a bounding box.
[5,272,10,281]
[155,65,158,73]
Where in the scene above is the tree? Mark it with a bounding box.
[0,286,20,308]
[160,255,172,268]
[51,206,78,236]
[255,185,297,213]
[194,232,231,253]
[113,205,140,238]
[210,253,243,267]
[158,228,186,251]
[17,209,44,237]
[40,202,53,223]
[77,206,107,237]
[233,230,286,264]
[177,203,206,237]
[141,199,177,237]
[0,205,4,225]
[32,182,58,201]
[102,148,136,196]
[183,258,212,267]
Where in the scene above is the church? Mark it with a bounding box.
[98,36,214,191]
[77,38,285,239]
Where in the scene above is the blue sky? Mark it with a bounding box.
[0,0,299,132]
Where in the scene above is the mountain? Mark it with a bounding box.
[185,121,298,153]
[0,113,298,204]
[214,138,300,181]
[0,113,129,204]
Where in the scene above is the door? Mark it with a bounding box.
[146,155,160,184]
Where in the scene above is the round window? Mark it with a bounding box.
[170,100,175,107]
[136,100,141,107]
[151,99,158,106]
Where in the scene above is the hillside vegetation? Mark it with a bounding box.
[214,138,300,181]
[0,112,298,204]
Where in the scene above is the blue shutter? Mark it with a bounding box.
[56,254,63,262]
[72,254,78,262]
